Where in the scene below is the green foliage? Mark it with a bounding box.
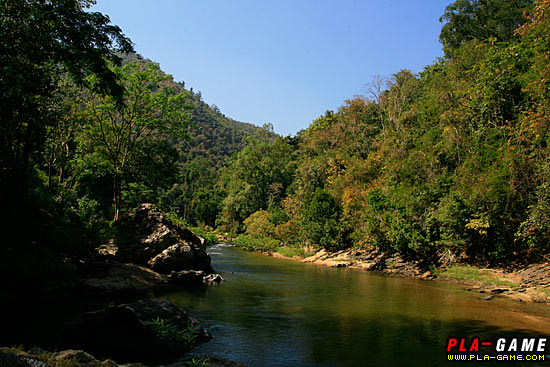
[234,234,280,253]
[218,125,296,232]
[221,0,550,265]
[516,182,550,254]
[301,189,344,250]
[185,357,211,367]
[80,60,192,221]
[439,0,533,54]
[0,0,132,204]
[243,210,276,238]
[151,317,199,352]
[3,0,549,269]
[188,226,218,247]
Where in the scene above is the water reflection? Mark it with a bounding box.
[162,244,550,367]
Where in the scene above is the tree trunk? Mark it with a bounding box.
[113,177,122,222]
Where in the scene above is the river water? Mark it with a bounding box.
[162,243,550,367]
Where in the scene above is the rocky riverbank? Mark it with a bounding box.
[260,246,550,304]
[0,204,239,367]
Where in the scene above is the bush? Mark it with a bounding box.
[243,210,275,238]
[274,217,302,243]
[234,234,279,253]
[301,188,344,250]
[188,226,218,247]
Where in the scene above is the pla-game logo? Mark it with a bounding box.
[446,336,549,362]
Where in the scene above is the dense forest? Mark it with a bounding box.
[215,0,550,265]
[0,0,256,257]
[1,0,549,268]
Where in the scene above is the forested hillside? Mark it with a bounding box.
[217,0,550,265]
[2,0,548,268]
[0,1,257,254]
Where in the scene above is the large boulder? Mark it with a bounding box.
[80,263,172,296]
[64,299,211,364]
[116,204,214,274]
[148,243,207,274]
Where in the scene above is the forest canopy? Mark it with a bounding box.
[1,0,549,267]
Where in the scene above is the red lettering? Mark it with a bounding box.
[470,338,479,352]
[459,338,467,352]
[447,338,458,352]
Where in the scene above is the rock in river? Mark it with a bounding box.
[115,204,214,274]
[169,270,225,285]
[64,299,211,364]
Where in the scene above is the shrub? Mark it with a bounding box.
[243,210,275,238]
[234,234,279,253]
[301,188,344,250]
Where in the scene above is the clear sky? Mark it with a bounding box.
[91,0,452,136]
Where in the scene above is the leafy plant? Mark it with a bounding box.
[151,317,199,351]
[185,356,211,367]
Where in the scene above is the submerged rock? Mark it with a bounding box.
[64,299,211,364]
[479,295,494,301]
[169,270,225,285]
[169,269,207,284]
[204,273,224,283]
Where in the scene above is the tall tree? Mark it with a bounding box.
[219,125,296,232]
[439,0,533,54]
[0,0,133,209]
[80,61,191,221]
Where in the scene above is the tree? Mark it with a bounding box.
[301,188,343,250]
[439,0,533,54]
[0,0,133,209]
[80,61,192,220]
[218,125,296,232]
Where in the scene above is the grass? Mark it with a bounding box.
[275,245,316,258]
[185,356,211,366]
[433,265,520,288]
[151,317,199,351]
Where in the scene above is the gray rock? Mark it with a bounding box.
[169,270,225,285]
[169,270,207,284]
[204,273,224,283]
[491,288,509,294]
[148,244,201,274]
[115,204,214,274]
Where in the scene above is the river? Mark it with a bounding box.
[162,243,550,367]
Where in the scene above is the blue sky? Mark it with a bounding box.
[91,0,452,136]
